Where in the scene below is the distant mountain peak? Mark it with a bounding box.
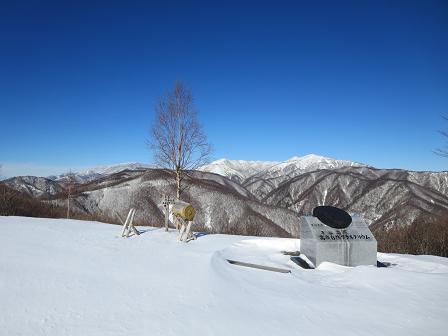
[48,162,152,183]
[287,154,325,161]
[199,154,365,183]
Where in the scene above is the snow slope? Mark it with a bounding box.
[1,216,447,336]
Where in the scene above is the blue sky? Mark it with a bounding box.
[1,0,447,177]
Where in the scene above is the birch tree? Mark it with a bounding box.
[149,82,211,199]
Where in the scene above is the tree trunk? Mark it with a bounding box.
[176,169,181,199]
[164,202,169,232]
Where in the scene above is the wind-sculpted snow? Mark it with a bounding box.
[1,216,447,336]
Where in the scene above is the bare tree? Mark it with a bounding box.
[149,82,212,199]
[435,116,448,158]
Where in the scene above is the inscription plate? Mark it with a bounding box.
[299,214,377,267]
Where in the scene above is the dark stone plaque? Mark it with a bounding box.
[312,206,352,229]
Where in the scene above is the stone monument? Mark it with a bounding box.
[299,206,377,267]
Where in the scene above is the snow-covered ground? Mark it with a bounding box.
[1,217,447,336]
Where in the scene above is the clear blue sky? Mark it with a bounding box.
[1,0,447,177]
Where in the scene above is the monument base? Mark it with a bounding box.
[300,215,377,267]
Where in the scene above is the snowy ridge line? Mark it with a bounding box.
[47,162,153,183]
[199,154,366,183]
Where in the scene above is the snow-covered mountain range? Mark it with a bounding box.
[47,162,152,183]
[10,155,365,186]
[202,154,448,228]
[200,154,365,183]
[3,154,447,232]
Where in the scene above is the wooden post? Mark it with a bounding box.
[183,221,195,242]
[121,208,137,237]
[126,208,135,238]
[126,208,136,238]
[164,205,169,232]
[129,210,140,237]
[121,208,133,237]
[118,209,140,238]
[176,217,196,243]
[177,218,186,242]
[162,195,175,231]
[115,211,125,225]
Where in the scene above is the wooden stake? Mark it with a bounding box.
[121,209,133,237]
[126,208,136,238]
[121,208,139,237]
[162,195,175,231]
[177,217,196,243]
[165,204,169,231]
[115,211,125,225]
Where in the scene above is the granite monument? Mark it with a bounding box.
[299,206,377,267]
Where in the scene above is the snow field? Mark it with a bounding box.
[1,216,447,336]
